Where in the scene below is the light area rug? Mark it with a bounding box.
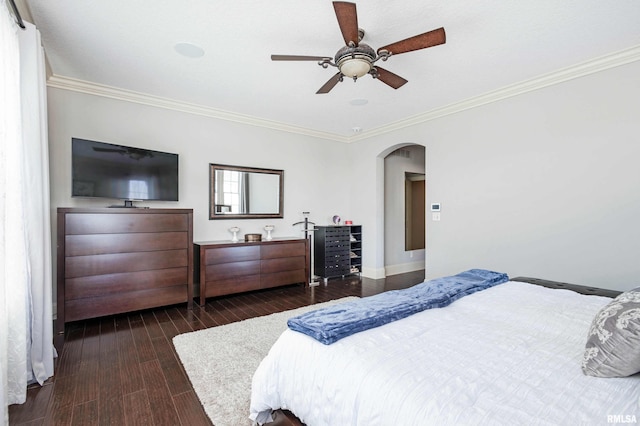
[173,297,358,426]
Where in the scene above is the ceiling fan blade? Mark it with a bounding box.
[374,67,408,89]
[377,27,446,55]
[271,54,331,61]
[316,72,343,94]
[333,1,359,46]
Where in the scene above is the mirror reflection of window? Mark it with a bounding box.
[216,170,250,214]
[222,170,240,213]
[128,180,149,200]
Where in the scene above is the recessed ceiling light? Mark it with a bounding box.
[349,99,369,106]
[174,42,205,58]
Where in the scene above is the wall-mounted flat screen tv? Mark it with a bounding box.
[72,138,179,203]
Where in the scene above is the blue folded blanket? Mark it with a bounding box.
[287,268,509,344]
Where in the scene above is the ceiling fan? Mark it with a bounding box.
[271,1,446,94]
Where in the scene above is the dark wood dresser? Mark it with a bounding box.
[56,208,194,345]
[194,238,309,305]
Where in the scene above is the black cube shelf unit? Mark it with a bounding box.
[314,225,362,283]
[349,225,362,275]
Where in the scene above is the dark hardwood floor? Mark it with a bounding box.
[9,270,425,426]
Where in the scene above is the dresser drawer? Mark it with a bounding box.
[65,285,188,322]
[205,275,261,298]
[65,267,187,300]
[322,264,350,277]
[261,256,305,274]
[261,241,306,259]
[262,269,307,289]
[204,245,260,265]
[324,227,350,237]
[65,232,188,256]
[325,241,349,250]
[65,249,188,278]
[65,212,189,235]
[205,260,261,280]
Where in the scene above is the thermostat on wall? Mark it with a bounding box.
[430,203,441,212]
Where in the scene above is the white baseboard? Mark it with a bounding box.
[384,260,426,277]
[362,266,386,279]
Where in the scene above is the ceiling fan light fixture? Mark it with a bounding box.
[335,43,376,79]
[339,58,371,78]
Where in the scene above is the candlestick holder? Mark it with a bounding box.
[264,225,274,240]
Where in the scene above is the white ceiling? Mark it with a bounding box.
[21,0,640,140]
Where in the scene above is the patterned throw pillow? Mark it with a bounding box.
[582,287,640,377]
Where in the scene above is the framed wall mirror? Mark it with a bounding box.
[209,164,284,219]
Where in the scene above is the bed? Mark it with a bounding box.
[249,272,640,425]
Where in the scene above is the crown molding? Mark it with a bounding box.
[46,75,350,143]
[350,44,640,142]
[47,44,640,144]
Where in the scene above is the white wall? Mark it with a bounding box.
[47,59,640,292]
[47,89,352,244]
[349,60,640,291]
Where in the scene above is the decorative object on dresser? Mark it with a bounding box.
[264,224,275,240]
[314,225,362,283]
[194,238,310,306]
[56,208,194,350]
[245,233,262,242]
[229,226,240,242]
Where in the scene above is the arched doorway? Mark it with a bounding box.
[383,144,426,276]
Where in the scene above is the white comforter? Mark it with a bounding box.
[250,281,640,425]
